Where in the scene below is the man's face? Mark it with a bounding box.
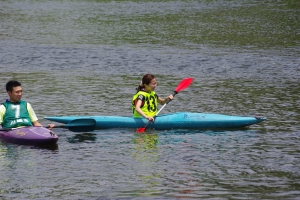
[8,86,23,102]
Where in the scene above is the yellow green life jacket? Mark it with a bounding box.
[132,91,158,117]
[2,100,33,128]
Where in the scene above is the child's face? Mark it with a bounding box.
[144,78,157,92]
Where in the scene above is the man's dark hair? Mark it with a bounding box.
[6,80,21,92]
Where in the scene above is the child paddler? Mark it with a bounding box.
[0,80,54,129]
[132,74,174,122]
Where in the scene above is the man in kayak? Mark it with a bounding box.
[0,80,54,129]
[132,74,173,121]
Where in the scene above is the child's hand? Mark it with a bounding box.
[146,116,154,121]
[168,94,174,100]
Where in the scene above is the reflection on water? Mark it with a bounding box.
[131,133,161,193]
[132,133,159,163]
[67,133,97,143]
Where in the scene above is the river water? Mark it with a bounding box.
[0,0,299,199]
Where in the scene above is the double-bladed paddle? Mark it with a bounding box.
[136,77,194,133]
[0,118,97,133]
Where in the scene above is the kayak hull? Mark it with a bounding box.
[0,126,58,146]
[44,112,266,130]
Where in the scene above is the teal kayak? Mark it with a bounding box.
[44,112,266,130]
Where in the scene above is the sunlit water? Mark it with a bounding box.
[0,0,299,199]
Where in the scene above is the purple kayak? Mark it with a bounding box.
[0,126,58,146]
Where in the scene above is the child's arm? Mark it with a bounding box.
[158,94,174,105]
[135,100,154,121]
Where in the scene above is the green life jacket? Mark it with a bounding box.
[2,100,33,128]
[132,91,158,117]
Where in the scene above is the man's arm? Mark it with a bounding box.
[27,103,54,129]
[27,103,43,126]
[0,105,6,125]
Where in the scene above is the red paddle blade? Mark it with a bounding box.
[175,78,194,93]
[136,127,146,133]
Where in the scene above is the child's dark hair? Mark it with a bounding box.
[6,80,21,92]
[136,74,155,91]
